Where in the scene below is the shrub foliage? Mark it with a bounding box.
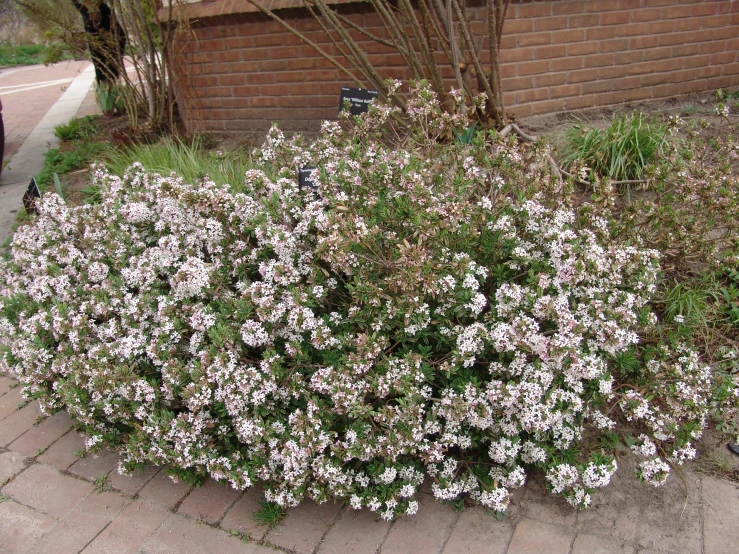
[1,84,737,518]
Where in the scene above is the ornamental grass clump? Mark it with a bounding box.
[1,82,737,518]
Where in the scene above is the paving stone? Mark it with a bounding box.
[8,410,73,457]
[0,386,24,420]
[519,472,577,526]
[177,477,242,524]
[27,490,129,554]
[571,533,635,554]
[137,468,192,509]
[36,430,86,471]
[577,481,640,543]
[0,376,16,397]
[506,518,575,554]
[219,486,270,541]
[83,498,170,554]
[139,513,266,554]
[0,500,57,552]
[266,498,342,554]
[1,463,93,518]
[633,471,703,553]
[107,465,160,497]
[442,506,514,554]
[702,476,739,554]
[316,507,391,554]
[68,448,120,481]
[0,401,43,447]
[381,493,459,554]
[0,451,27,484]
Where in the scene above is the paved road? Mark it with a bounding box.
[0,61,91,163]
[0,60,96,245]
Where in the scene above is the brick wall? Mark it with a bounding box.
[172,0,739,134]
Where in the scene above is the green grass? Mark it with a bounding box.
[35,141,105,192]
[557,112,674,181]
[102,136,254,189]
[253,500,286,527]
[661,276,723,329]
[0,43,72,67]
[54,116,99,142]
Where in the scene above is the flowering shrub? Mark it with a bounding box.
[1,84,737,517]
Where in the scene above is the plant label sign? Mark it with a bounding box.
[339,87,379,116]
[298,166,318,193]
[22,178,41,215]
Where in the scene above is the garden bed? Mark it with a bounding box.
[4,85,738,518]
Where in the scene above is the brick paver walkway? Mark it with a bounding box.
[1,374,738,553]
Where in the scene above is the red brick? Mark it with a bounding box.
[0,386,24,420]
[550,83,582,99]
[530,99,566,114]
[553,1,587,16]
[586,26,618,40]
[0,401,43,447]
[108,465,160,497]
[599,38,630,53]
[0,376,16,396]
[647,20,676,34]
[68,448,120,481]
[0,451,27,483]
[177,478,241,525]
[568,42,599,56]
[138,470,192,509]
[139,513,249,554]
[568,67,601,83]
[500,47,534,64]
[217,74,246,86]
[616,22,647,37]
[267,499,342,554]
[568,13,600,27]
[585,53,616,67]
[552,57,584,72]
[517,60,551,76]
[270,45,301,59]
[37,430,85,471]
[517,88,550,104]
[503,18,534,34]
[601,11,630,25]
[519,33,552,47]
[0,501,57,552]
[565,95,597,110]
[534,16,569,31]
[84,498,170,554]
[317,508,391,554]
[28,491,128,554]
[246,73,275,85]
[711,51,738,65]
[614,50,644,64]
[219,486,270,541]
[501,76,534,92]
[2,464,93,518]
[534,72,566,87]
[534,45,568,60]
[552,29,585,43]
[631,7,663,22]
[8,410,72,457]
[517,3,553,18]
[628,35,659,50]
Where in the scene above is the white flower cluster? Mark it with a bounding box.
[1,84,735,518]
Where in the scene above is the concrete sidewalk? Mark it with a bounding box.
[0,374,737,554]
[0,62,96,246]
